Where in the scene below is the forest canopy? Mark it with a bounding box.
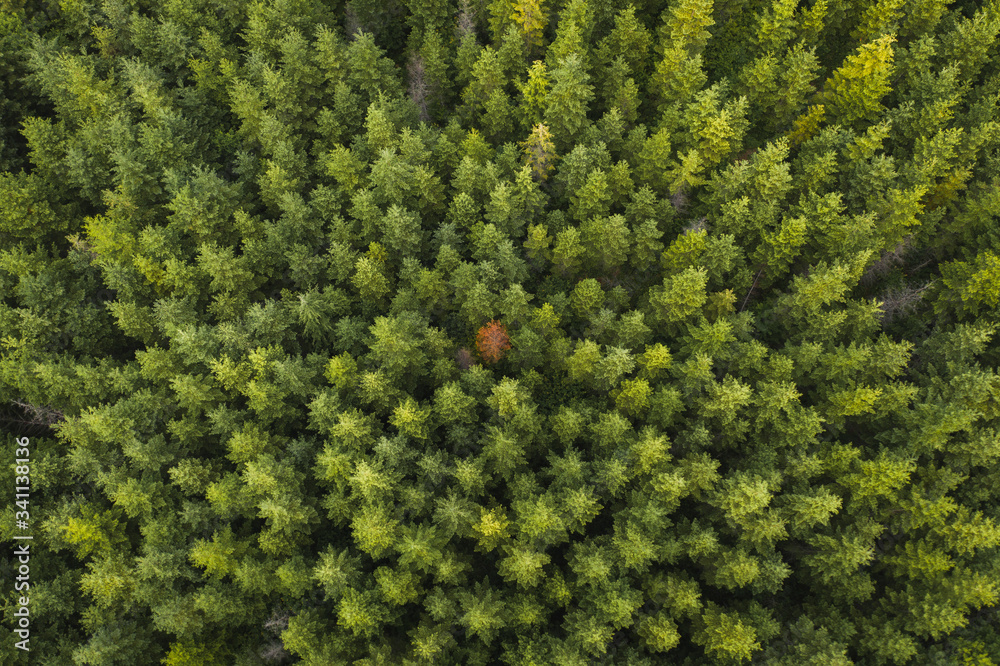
[2,0,1000,663]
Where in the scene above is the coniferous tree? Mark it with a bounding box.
[3,1,1000,663]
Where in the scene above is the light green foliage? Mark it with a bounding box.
[753,213,807,276]
[513,0,548,53]
[650,267,709,324]
[569,168,610,222]
[658,0,715,58]
[694,603,761,662]
[6,1,1000,662]
[581,213,631,272]
[517,60,550,130]
[57,504,129,560]
[545,54,594,149]
[738,44,822,132]
[753,0,798,55]
[545,0,592,73]
[662,228,707,274]
[391,396,433,439]
[552,224,586,274]
[635,126,673,195]
[822,34,897,126]
[566,338,601,383]
[939,250,1000,317]
[463,46,507,121]
[851,0,907,44]
[614,377,652,416]
[521,122,558,181]
[651,46,708,110]
[570,277,604,316]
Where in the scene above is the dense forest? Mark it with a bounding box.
[2,0,1000,663]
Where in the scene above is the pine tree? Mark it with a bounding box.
[821,33,897,127]
[521,122,558,181]
[544,54,594,150]
[513,0,548,55]
[8,1,1000,663]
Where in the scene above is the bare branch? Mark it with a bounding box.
[670,188,688,215]
[683,216,707,235]
[12,400,64,426]
[259,641,291,663]
[877,280,935,325]
[344,3,361,40]
[458,0,477,39]
[740,267,765,313]
[408,54,431,123]
[456,347,476,370]
[860,235,914,288]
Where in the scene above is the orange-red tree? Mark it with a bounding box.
[475,320,512,363]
